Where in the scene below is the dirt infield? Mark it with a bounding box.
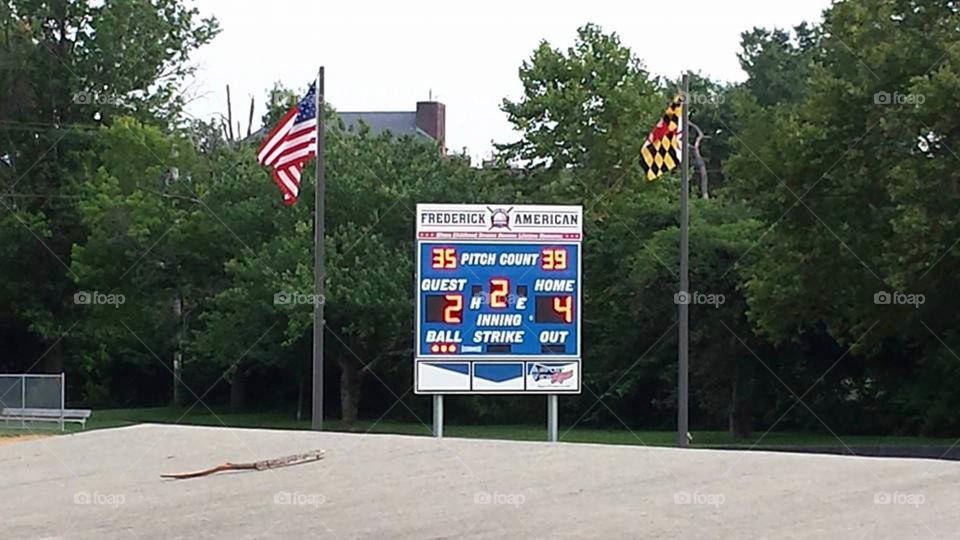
[2,424,959,539]
[0,433,52,445]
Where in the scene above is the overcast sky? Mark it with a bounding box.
[186,0,831,162]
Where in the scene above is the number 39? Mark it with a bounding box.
[542,248,567,270]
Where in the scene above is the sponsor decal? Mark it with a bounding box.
[528,363,576,387]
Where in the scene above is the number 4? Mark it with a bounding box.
[553,295,573,323]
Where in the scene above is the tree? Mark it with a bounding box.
[498,23,663,188]
[70,117,240,406]
[725,0,960,434]
[625,197,764,436]
[737,24,819,107]
[0,0,218,380]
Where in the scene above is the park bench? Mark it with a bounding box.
[0,407,92,430]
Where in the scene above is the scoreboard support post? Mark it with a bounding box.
[433,394,444,438]
[547,394,558,442]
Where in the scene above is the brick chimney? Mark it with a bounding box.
[416,101,445,153]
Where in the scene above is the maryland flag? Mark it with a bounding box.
[639,94,683,181]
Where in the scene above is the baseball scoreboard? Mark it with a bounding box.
[415,204,583,394]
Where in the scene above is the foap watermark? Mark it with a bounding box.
[874,91,925,106]
[874,491,925,508]
[674,291,725,308]
[274,291,325,306]
[72,91,124,107]
[273,491,326,508]
[673,491,725,507]
[469,291,525,310]
[687,92,725,106]
[74,491,126,507]
[874,291,924,309]
[74,290,125,308]
[474,491,525,508]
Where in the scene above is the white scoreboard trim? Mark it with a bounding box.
[416,203,582,240]
[414,203,583,395]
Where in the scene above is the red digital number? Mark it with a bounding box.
[489,278,509,308]
[541,248,567,270]
[431,247,457,269]
[553,295,573,323]
[443,294,463,324]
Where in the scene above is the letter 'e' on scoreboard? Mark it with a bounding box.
[414,204,583,394]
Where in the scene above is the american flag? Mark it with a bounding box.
[257,82,318,205]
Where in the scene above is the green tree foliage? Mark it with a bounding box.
[0,0,218,375]
[69,117,246,405]
[498,23,663,187]
[737,24,819,107]
[726,0,960,434]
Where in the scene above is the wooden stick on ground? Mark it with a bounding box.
[161,449,325,479]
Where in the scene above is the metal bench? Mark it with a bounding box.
[1,407,92,430]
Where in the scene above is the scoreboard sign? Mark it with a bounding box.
[414,204,583,394]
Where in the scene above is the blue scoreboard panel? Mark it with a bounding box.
[414,204,583,394]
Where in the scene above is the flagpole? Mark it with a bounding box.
[677,72,690,448]
[312,66,326,431]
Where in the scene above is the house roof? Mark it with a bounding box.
[248,111,433,142]
[338,111,420,137]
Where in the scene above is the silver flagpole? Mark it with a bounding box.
[312,67,326,431]
[677,72,690,448]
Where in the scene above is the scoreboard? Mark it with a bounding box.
[414,204,582,394]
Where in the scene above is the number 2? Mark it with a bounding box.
[490,279,509,308]
[443,294,463,323]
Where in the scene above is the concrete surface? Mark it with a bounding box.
[2,424,959,539]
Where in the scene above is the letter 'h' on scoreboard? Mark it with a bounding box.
[415,204,583,394]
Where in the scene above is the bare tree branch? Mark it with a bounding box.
[226,84,234,142]
[161,450,325,479]
[688,121,710,199]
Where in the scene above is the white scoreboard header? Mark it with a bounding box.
[416,204,582,241]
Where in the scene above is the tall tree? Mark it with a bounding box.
[498,23,663,188]
[726,0,960,434]
[0,0,219,377]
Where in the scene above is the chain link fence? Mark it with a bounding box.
[0,373,66,430]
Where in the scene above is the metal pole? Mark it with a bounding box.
[677,73,690,448]
[311,67,326,431]
[547,394,558,442]
[60,372,65,432]
[21,374,25,428]
[433,395,443,438]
